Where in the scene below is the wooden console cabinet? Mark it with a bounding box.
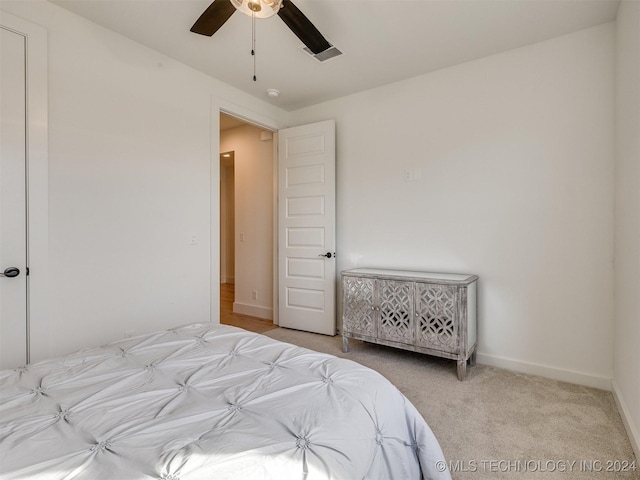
[341,268,478,380]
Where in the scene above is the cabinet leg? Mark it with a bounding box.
[457,359,467,381]
[342,336,350,353]
[469,350,477,366]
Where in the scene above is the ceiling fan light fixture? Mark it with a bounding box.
[231,0,282,19]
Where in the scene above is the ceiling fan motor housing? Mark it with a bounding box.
[232,0,282,19]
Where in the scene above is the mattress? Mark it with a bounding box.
[0,323,451,479]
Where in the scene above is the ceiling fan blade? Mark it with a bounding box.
[277,0,331,54]
[191,0,237,36]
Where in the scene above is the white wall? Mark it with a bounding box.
[1,0,288,359]
[0,1,628,405]
[614,0,640,459]
[220,125,274,319]
[292,24,616,389]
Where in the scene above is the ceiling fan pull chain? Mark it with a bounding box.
[252,12,257,81]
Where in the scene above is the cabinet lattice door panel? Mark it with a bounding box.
[378,280,414,345]
[342,276,376,337]
[415,283,458,353]
[341,268,478,380]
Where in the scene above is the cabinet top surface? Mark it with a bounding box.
[342,268,478,284]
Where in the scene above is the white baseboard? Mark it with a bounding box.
[612,379,640,462]
[233,302,272,320]
[476,352,612,391]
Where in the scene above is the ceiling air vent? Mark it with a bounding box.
[302,44,342,62]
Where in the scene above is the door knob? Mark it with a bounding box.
[0,267,20,278]
[318,252,333,258]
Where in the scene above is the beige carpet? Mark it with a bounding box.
[264,327,638,480]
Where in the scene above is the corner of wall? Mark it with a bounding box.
[613,0,640,464]
[612,379,640,461]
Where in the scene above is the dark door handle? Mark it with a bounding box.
[318,252,333,259]
[0,267,20,278]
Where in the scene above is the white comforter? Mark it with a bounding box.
[0,324,451,480]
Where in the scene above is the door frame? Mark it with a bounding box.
[0,13,49,363]
[210,98,285,324]
[219,150,235,285]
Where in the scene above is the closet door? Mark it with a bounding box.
[0,26,28,369]
[0,12,48,366]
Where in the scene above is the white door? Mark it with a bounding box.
[0,27,28,369]
[278,120,336,335]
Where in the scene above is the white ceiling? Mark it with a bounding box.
[50,0,619,111]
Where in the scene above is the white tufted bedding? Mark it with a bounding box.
[0,323,451,480]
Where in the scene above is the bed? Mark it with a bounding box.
[0,323,451,479]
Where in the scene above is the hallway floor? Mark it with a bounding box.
[219,283,277,334]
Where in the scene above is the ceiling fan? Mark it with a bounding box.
[190,0,331,55]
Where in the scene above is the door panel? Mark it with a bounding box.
[342,276,375,337]
[286,257,325,279]
[0,27,28,369]
[415,283,459,353]
[278,120,335,335]
[378,280,414,345]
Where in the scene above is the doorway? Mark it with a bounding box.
[219,113,276,329]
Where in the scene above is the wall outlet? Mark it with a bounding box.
[403,168,422,182]
[240,233,246,242]
[190,234,198,245]
[252,290,258,300]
